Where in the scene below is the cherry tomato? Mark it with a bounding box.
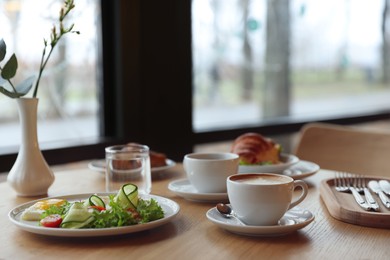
[40,214,63,228]
[89,205,106,211]
[127,208,141,221]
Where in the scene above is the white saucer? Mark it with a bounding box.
[88,159,176,174]
[238,155,319,180]
[238,153,299,174]
[282,160,320,179]
[168,179,228,203]
[206,206,314,237]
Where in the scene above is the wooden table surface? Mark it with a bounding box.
[1,161,389,259]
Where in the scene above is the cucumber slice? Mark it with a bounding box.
[114,183,138,209]
[88,195,106,208]
[61,202,94,229]
[123,184,139,206]
[61,217,94,229]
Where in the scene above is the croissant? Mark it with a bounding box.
[231,133,281,164]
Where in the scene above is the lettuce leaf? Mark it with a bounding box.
[137,198,164,223]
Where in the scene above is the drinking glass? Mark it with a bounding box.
[105,144,151,194]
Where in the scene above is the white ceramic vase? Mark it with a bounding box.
[7,98,55,196]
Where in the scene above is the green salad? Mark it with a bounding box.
[37,183,164,229]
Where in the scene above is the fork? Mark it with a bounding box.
[334,172,371,211]
[354,175,380,211]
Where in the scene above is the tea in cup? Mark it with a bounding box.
[227,173,308,226]
[183,152,239,193]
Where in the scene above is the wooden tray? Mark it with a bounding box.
[320,176,390,228]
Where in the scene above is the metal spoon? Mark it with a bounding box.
[369,180,390,208]
[216,203,246,225]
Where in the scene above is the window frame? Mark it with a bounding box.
[1,0,389,173]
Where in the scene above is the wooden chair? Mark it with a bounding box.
[293,122,390,176]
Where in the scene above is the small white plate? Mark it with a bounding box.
[282,160,320,179]
[8,193,180,237]
[238,154,299,174]
[168,179,228,203]
[88,159,176,173]
[206,205,314,237]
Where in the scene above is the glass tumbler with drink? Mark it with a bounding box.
[105,144,151,194]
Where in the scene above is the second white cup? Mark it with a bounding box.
[183,152,239,193]
[227,173,308,226]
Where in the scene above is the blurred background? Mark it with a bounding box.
[1,0,390,157]
[192,0,390,131]
[0,0,99,148]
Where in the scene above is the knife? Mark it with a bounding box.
[379,180,390,196]
[349,187,371,211]
[368,180,390,209]
[363,185,380,212]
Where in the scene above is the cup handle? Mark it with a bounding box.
[288,180,308,210]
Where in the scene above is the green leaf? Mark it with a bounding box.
[0,86,24,98]
[15,76,35,96]
[137,198,164,223]
[0,39,6,62]
[1,54,18,79]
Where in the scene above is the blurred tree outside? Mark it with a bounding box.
[264,0,290,118]
[382,0,390,84]
[192,0,390,131]
[241,0,254,101]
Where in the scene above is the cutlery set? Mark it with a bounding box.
[334,172,390,211]
[368,180,390,209]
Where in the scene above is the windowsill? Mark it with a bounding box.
[0,137,121,173]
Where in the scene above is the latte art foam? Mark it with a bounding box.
[234,175,288,185]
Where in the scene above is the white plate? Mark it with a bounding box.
[282,160,320,179]
[8,193,180,237]
[238,154,299,174]
[168,179,228,203]
[88,159,176,173]
[206,205,314,237]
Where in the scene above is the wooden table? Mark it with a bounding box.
[1,161,389,259]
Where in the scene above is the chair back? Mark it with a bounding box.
[294,122,390,176]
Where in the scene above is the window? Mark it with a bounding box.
[1,0,389,172]
[192,0,390,132]
[0,0,100,149]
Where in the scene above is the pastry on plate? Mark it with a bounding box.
[112,143,168,169]
[150,151,168,167]
[231,133,281,165]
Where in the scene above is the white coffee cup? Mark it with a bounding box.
[183,152,239,193]
[227,173,308,226]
